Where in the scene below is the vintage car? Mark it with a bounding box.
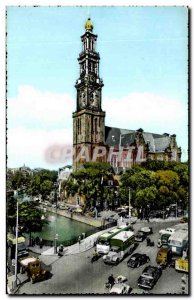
[127,253,150,268]
[137,266,162,289]
[19,256,50,284]
[109,275,132,295]
[140,227,153,235]
[135,231,147,242]
[159,227,176,236]
[109,282,132,294]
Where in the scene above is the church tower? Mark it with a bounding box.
[73,18,106,169]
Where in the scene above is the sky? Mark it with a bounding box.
[6,6,188,170]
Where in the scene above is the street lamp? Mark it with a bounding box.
[128,187,131,226]
[13,190,26,289]
[13,201,19,289]
[54,182,58,254]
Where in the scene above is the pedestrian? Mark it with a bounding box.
[39,237,43,249]
[146,237,151,246]
[78,236,81,244]
[35,236,40,245]
[108,274,115,288]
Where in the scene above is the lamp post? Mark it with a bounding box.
[13,201,19,289]
[128,187,131,226]
[54,182,58,254]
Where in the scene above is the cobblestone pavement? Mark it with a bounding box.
[8,218,189,295]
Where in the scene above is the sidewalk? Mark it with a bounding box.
[28,226,115,258]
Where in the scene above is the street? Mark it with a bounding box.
[14,219,189,295]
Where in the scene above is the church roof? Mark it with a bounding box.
[105,126,172,153]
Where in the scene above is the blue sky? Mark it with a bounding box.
[7,6,188,169]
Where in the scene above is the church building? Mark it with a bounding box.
[72,19,181,172]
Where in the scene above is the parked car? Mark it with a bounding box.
[180,217,188,223]
[169,211,176,217]
[137,266,162,289]
[127,253,150,268]
[135,231,147,242]
[118,210,128,217]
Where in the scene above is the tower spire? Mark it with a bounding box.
[85,18,93,32]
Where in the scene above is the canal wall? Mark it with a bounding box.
[45,207,106,228]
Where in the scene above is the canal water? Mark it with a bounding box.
[32,212,99,245]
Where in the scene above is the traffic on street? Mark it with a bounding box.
[8,219,189,295]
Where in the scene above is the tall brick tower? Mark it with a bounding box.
[73,18,106,169]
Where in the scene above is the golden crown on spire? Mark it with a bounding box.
[85,18,93,31]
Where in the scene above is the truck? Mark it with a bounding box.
[103,230,135,265]
[175,243,189,273]
[175,258,188,273]
[19,256,50,283]
[7,233,29,260]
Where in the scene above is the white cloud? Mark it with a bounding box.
[7,127,73,169]
[104,92,187,133]
[7,86,188,169]
[7,85,74,169]
[104,92,188,161]
[8,85,75,129]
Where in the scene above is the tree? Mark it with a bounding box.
[27,169,58,198]
[7,197,48,239]
[155,170,180,208]
[62,162,115,210]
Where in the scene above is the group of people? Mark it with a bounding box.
[30,236,43,248]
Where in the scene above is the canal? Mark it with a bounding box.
[32,212,99,245]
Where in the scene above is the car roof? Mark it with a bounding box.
[110,283,125,294]
[131,253,142,258]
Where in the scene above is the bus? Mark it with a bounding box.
[96,224,132,255]
[168,229,188,256]
[103,230,135,264]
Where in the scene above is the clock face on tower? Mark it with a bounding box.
[89,89,99,109]
[79,90,86,109]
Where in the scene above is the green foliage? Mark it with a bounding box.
[7,170,30,191]
[135,186,158,208]
[7,169,58,198]
[7,197,48,234]
[61,162,115,210]
[120,161,189,211]
[155,170,180,190]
